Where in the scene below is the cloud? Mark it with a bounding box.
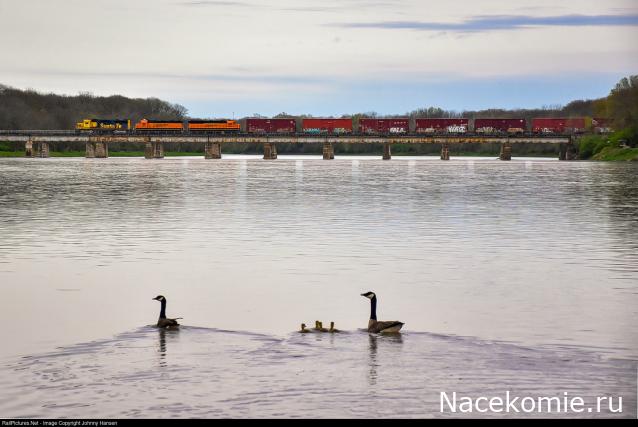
[181,1,255,7]
[331,14,638,32]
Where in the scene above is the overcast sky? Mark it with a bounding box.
[0,0,636,118]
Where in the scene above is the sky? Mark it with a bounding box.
[0,0,637,118]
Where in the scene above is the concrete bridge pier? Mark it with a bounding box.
[86,141,96,158]
[440,143,450,160]
[25,140,33,157]
[263,142,277,159]
[500,142,512,160]
[382,142,391,160]
[145,139,164,159]
[86,139,108,158]
[323,141,334,160]
[95,140,108,158]
[33,141,50,158]
[559,143,577,160]
[205,141,222,159]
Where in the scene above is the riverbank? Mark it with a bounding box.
[593,146,638,161]
[576,133,638,161]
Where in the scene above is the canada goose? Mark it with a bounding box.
[300,323,310,333]
[152,295,182,328]
[361,291,404,333]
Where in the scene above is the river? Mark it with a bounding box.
[0,155,636,418]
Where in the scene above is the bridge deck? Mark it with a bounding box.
[0,131,572,144]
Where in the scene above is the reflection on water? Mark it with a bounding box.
[367,333,404,386]
[368,334,378,385]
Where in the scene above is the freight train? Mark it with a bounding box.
[75,116,612,135]
[76,118,240,134]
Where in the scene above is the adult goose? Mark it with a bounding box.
[152,295,182,328]
[361,291,404,333]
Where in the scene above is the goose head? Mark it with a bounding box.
[152,295,166,302]
[361,291,376,299]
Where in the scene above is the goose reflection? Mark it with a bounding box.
[367,332,403,386]
[368,334,378,385]
[157,327,180,368]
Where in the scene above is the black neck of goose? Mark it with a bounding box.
[159,299,167,319]
[370,296,377,320]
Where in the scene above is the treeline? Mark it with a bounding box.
[0,85,187,129]
[574,75,638,159]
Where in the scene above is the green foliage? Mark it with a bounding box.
[577,134,616,160]
[592,146,638,161]
[607,75,638,139]
[607,126,638,147]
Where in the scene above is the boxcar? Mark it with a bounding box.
[246,118,296,134]
[359,118,409,135]
[415,118,469,134]
[135,119,183,132]
[188,120,240,132]
[474,118,526,135]
[532,118,586,134]
[592,117,613,134]
[302,118,353,135]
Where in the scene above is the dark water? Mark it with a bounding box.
[0,155,636,418]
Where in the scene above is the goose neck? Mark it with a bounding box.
[370,296,377,320]
[159,299,167,319]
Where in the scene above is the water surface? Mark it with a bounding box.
[0,155,636,417]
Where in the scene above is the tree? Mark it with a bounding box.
[608,75,638,132]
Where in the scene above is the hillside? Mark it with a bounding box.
[0,85,187,130]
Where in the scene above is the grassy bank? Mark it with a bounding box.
[592,146,638,161]
[577,130,638,161]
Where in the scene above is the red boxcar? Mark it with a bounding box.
[415,118,469,134]
[592,117,613,134]
[474,118,526,134]
[302,118,353,135]
[359,118,409,134]
[246,118,296,134]
[532,118,586,134]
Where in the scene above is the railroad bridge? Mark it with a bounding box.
[0,131,578,161]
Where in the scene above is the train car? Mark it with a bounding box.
[415,118,469,134]
[134,119,183,132]
[474,118,526,135]
[532,118,586,134]
[188,119,240,133]
[246,118,296,134]
[302,118,353,135]
[359,118,409,135]
[76,118,131,133]
[592,117,613,134]
[565,117,586,133]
